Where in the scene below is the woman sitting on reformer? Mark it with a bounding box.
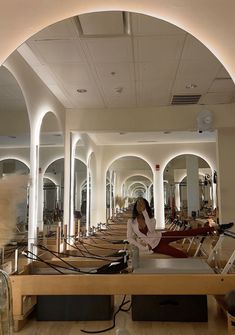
[127,197,234,258]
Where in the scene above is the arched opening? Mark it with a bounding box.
[73,158,87,236]
[0,158,29,232]
[43,158,64,225]
[106,155,153,219]
[163,154,214,222]
[39,112,64,232]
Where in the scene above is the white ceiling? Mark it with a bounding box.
[88,130,215,145]
[17,11,235,110]
[1,11,234,146]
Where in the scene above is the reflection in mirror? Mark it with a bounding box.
[0,66,30,239]
[74,158,87,236]
[0,159,29,232]
[43,158,64,226]
[106,156,153,221]
[39,112,64,232]
[164,154,214,222]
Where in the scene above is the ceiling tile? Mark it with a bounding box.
[137,80,172,106]
[216,65,232,79]
[50,63,93,84]
[101,81,136,107]
[47,84,73,108]
[64,83,105,108]
[131,13,186,36]
[79,12,124,36]
[176,59,220,78]
[171,76,212,95]
[31,18,78,40]
[134,35,186,62]
[200,92,235,105]
[137,60,179,81]
[209,78,235,93]
[138,94,171,107]
[28,39,86,64]
[181,35,221,62]
[84,37,133,62]
[95,62,135,82]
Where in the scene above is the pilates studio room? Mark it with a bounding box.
[0,1,235,335]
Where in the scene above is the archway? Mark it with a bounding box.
[38,112,64,232]
[106,155,153,218]
[163,153,214,221]
[0,158,29,232]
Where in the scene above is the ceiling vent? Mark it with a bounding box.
[171,95,201,105]
[74,12,131,38]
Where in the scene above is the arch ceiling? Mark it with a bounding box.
[1,9,235,146]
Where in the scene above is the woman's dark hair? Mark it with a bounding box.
[132,198,153,220]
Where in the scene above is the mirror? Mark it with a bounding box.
[40,113,64,231]
[106,156,153,219]
[164,154,214,221]
[0,159,29,232]
[43,158,64,225]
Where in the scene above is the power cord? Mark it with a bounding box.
[80,295,131,334]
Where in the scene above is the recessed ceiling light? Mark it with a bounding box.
[115,87,123,94]
[185,83,197,89]
[77,89,87,93]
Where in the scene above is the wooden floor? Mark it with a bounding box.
[13,295,227,335]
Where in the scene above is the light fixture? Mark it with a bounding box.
[185,83,197,89]
[115,87,123,94]
[77,89,87,93]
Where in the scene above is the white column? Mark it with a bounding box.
[109,170,113,219]
[37,172,44,231]
[146,186,150,202]
[86,167,91,234]
[63,131,72,236]
[28,137,39,253]
[153,170,165,229]
[186,155,200,217]
[216,128,235,225]
[112,171,116,216]
[74,172,83,211]
[90,160,106,226]
[174,169,186,211]
[175,184,180,211]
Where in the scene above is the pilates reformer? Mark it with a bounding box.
[8,228,235,331]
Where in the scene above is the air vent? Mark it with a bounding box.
[74,12,131,37]
[171,95,201,105]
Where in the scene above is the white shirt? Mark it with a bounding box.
[127,209,162,251]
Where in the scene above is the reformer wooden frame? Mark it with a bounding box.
[10,271,235,331]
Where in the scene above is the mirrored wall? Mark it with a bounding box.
[164,154,214,221]
[106,156,153,219]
